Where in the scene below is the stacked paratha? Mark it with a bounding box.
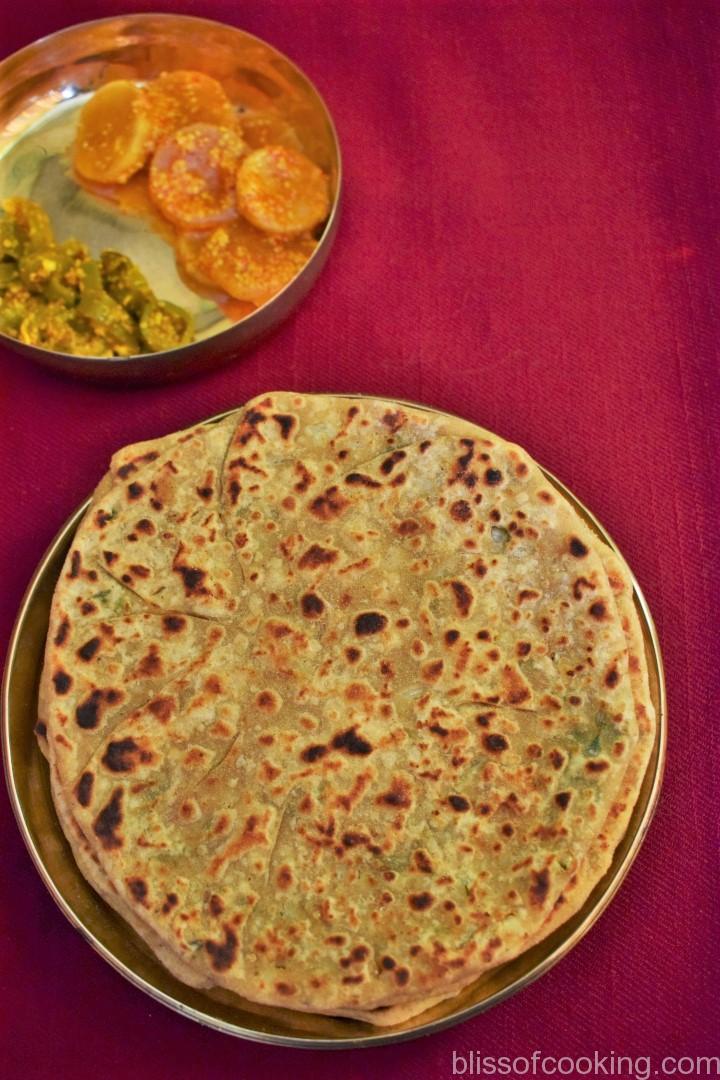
[37,393,655,1025]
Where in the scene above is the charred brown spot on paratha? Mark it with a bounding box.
[102,737,155,773]
[589,600,608,620]
[445,629,460,646]
[275,981,296,996]
[301,744,327,763]
[529,867,550,906]
[300,592,325,618]
[448,794,470,812]
[555,792,572,809]
[501,665,531,705]
[377,778,412,809]
[272,414,296,440]
[76,636,101,662]
[331,726,373,756]
[127,561,151,578]
[413,850,433,873]
[549,749,565,770]
[68,551,81,579]
[354,611,387,636]
[409,891,434,911]
[309,486,350,521]
[255,690,280,713]
[382,409,406,433]
[148,696,173,723]
[208,894,224,916]
[75,771,94,807]
[235,408,267,446]
[276,866,293,889]
[127,481,144,500]
[394,967,410,986]
[572,576,595,600]
[484,468,503,485]
[173,560,208,597]
[483,733,509,753]
[161,893,178,915]
[136,644,163,678]
[345,472,381,488]
[450,439,478,488]
[127,877,148,904]
[341,831,368,848]
[449,580,473,617]
[204,927,238,972]
[586,759,610,773]
[381,450,406,475]
[75,687,122,730]
[450,499,472,521]
[93,788,124,850]
[54,619,70,647]
[516,641,531,657]
[298,544,338,570]
[53,669,72,694]
[605,665,620,688]
[162,614,186,635]
[292,461,315,494]
[421,659,444,682]
[569,536,589,557]
[34,720,47,739]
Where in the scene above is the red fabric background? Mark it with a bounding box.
[1,1,718,1076]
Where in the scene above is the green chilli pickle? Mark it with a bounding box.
[0,197,194,356]
[138,299,193,352]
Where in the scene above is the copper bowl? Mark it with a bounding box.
[0,14,341,384]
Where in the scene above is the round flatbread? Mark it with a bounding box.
[39,394,652,1022]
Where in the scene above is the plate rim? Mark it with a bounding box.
[1,397,667,1048]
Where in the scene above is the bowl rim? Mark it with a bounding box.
[0,12,343,367]
[1,396,667,1049]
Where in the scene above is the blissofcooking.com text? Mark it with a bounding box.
[451,1051,719,1079]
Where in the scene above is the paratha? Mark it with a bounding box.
[38,393,654,1024]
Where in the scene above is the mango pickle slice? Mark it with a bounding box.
[197,218,316,303]
[74,80,152,184]
[236,145,330,236]
[144,70,239,145]
[149,123,247,230]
